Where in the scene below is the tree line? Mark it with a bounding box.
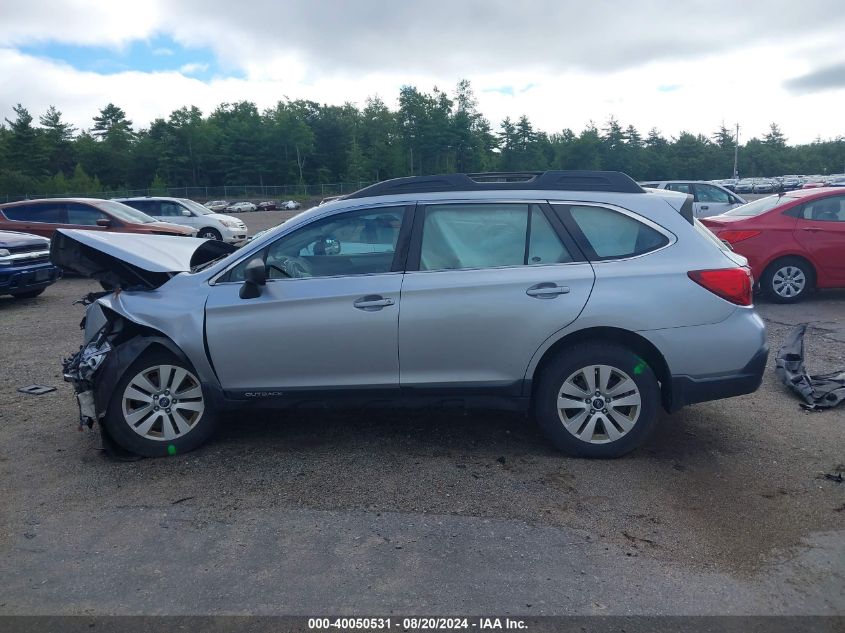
[1,79,843,197]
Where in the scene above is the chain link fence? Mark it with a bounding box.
[0,182,377,204]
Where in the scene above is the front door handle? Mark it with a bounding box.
[526,283,570,298]
[353,295,395,311]
[700,205,709,211]
[800,227,823,232]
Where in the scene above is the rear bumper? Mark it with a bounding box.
[668,343,769,412]
[0,262,62,295]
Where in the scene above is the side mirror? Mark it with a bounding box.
[181,209,191,217]
[239,257,266,299]
[96,218,111,227]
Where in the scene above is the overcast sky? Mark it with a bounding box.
[1,0,844,144]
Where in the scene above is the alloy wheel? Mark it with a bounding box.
[556,364,642,444]
[121,364,204,441]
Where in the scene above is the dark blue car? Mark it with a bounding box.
[0,230,62,298]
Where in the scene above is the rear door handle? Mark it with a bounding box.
[700,205,709,211]
[353,295,395,311]
[800,227,823,232]
[526,283,570,298]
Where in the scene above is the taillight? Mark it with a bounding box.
[688,268,753,306]
[718,230,761,244]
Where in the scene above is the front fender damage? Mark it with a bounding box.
[62,308,192,458]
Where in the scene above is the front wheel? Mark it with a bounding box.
[534,343,660,458]
[198,228,222,240]
[104,348,217,457]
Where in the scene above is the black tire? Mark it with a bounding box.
[198,227,222,240]
[11,288,45,299]
[534,342,660,458]
[103,347,218,457]
[761,257,814,304]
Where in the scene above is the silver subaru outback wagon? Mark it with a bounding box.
[54,171,767,458]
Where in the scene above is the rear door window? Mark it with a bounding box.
[555,205,669,260]
[417,203,574,271]
[1,202,65,223]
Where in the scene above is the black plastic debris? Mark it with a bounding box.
[17,385,56,395]
[775,324,845,410]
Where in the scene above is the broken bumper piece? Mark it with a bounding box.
[62,339,112,428]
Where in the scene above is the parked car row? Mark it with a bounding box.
[713,174,845,194]
[204,200,301,213]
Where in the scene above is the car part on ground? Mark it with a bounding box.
[775,324,845,410]
[0,230,62,298]
[55,170,768,459]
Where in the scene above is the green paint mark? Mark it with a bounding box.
[167,444,177,456]
[633,358,647,375]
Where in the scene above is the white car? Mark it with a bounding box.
[282,200,301,210]
[226,202,257,213]
[637,180,746,218]
[116,197,248,244]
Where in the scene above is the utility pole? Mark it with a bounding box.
[732,123,740,179]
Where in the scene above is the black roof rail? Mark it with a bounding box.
[345,170,645,199]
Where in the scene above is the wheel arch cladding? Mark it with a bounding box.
[93,334,193,418]
[530,327,672,411]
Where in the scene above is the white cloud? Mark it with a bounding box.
[152,47,174,56]
[179,62,209,74]
[0,1,843,144]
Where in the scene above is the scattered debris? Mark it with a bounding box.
[822,473,843,484]
[496,456,507,465]
[775,324,845,410]
[17,385,56,396]
[171,496,195,505]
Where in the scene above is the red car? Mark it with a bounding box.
[701,188,845,303]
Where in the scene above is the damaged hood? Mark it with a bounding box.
[51,229,237,289]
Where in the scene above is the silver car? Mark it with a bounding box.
[116,197,248,244]
[55,171,767,459]
[638,181,746,217]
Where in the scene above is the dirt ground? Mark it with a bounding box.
[0,213,843,615]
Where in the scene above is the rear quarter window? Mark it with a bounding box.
[1,203,64,223]
[554,204,669,261]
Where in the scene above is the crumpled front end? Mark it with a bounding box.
[62,335,112,428]
[61,298,118,429]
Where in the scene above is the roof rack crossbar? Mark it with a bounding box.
[344,170,644,199]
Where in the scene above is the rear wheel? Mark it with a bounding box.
[762,257,813,303]
[104,348,217,457]
[534,343,660,458]
[198,227,222,240]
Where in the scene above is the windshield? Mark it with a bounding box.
[95,200,157,223]
[180,198,213,215]
[722,194,793,217]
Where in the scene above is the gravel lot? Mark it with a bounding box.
[0,211,843,616]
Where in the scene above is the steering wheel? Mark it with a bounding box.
[267,256,312,279]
